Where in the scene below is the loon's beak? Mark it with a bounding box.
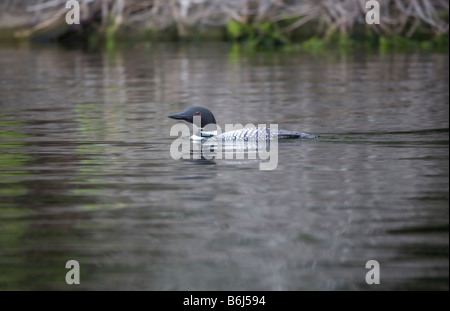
[168,112,189,121]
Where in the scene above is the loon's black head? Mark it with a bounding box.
[168,106,217,128]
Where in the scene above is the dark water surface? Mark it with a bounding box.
[0,43,448,290]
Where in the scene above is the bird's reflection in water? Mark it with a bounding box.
[180,140,217,165]
[179,139,269,166]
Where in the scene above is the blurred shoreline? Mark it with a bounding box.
[0,0,448,52]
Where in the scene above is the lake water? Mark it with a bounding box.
[0,43,448,290]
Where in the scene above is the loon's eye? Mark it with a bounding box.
[195,111,200,115]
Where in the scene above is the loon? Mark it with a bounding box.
[168,106,317,142]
